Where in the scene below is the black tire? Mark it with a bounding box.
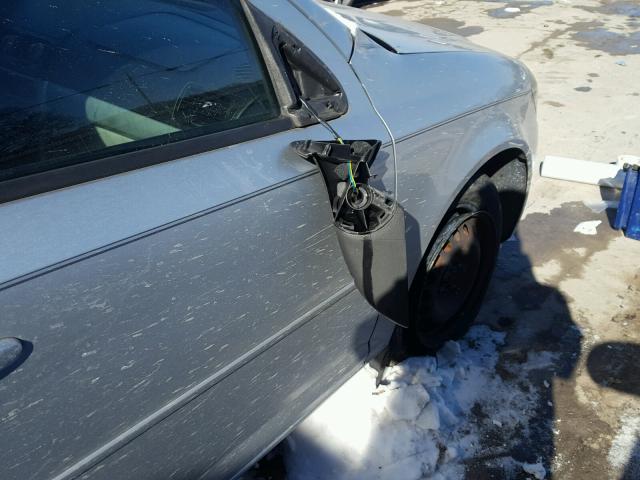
[408,175,502,354]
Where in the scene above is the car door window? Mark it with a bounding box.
[0,0,279,182]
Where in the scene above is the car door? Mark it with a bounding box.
[0,1,393,479]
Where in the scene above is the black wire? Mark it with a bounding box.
[298,98,343,142]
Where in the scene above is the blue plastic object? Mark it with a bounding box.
[614,164,638,230]
[626,170,640,240]
[614,164,640,240]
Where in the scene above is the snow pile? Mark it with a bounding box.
[284,325,540,479]
[607,413,640,472]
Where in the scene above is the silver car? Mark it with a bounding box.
[0,0,536,479]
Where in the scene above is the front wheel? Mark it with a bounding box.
[409,175,502,354]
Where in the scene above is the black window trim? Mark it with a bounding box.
[243,0,348,127]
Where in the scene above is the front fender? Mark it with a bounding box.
[396,93,537,285]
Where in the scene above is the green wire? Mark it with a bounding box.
[337,137,357,190]
[348,161,357,190]
[297,100,356,191]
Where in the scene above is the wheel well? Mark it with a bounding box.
[394,149,528,359]
[479,148,528,241]
[407,147,528,294]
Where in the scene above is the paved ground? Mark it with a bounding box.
[366,0,640,162]
[250,1,640,478]
[359,0,640,478]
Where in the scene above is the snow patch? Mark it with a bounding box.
[608,413,640,471]
[285,325,541,479]
[573,220,602,235]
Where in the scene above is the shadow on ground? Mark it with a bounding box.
[470,200,630,479]
[467,229,580,478]
[587,342,640,479]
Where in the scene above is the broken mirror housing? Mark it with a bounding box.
[293,139,410,327]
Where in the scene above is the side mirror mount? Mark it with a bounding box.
[293,139,409,327]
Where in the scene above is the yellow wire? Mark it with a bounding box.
[348,161,357,189]
[335,137,357,189]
